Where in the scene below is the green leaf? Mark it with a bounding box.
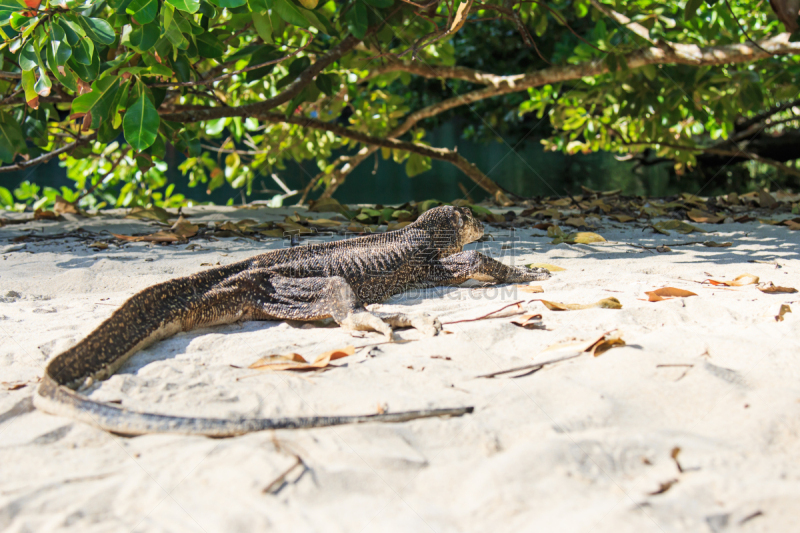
[124,93,160,151]
[129,21,160,51]
[165,0,200,13]
[0,0,25,10]
[0,111,26,164]
[252,10,273,43]
[195,32,225,58]
[19,40,37,71]
[76,16,116,45]
[405,152,431,177]
[57,18,84,46]
[46,44,78,92]
[34,68,52,97]
[315,73,338,96]
[0,186,13,207]
[71,36,93,65]
[68,46,100,81]
[363,0,392,7]
[346,0,368,39]
[209,0,247,8]
[21,69,37,106]
[72,76,121,129]
[49,23,73,68]
[273,0,310,28]
[685,0,702,20]
[126,0,159,25]
[298,6,337,35]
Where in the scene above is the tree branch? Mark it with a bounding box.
[164,110,505,195]
[0,136,94,174]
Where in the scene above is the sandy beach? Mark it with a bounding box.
[2,204,800,532]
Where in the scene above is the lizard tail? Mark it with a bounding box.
[34,374,473,437]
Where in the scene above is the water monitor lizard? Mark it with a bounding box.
[34,206,550,436]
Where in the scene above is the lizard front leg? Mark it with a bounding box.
[234,271,439,339]
[430,250,550,285]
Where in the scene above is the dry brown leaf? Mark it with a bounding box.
[704,274,759,287]
[757,282,798,294]
[702,241,732,247]
[610,214,635,223]
[776,304,792,322]
[307,218,342,228]
[758,190,778,208]
[586,331,626,357]
[782,218,800,230]
[511,314,544,329]
[564,216,586,228]
[112,231,181,243]
[533,297,622,311]
[171,216,199,238]
[687,209,724,224]
[651,220,706,235]
[125,206,171,223]
[527,263,565,272]
[531,222,555,231]
[53,195,79,215]
[644,287,698,302]
[89,241,108,250]
[249,346,355,371]
[33,209,59,220]
[656,245,672,253]
[518,285,544,293]
[1,381,28,390]
[260,229,285,238]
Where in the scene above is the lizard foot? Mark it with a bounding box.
[377,312,442,337]
[339,311,394,339]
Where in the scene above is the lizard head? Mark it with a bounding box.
[415,205,484,253]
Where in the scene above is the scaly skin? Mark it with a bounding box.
[34,206,550,436]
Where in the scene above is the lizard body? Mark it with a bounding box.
[34,206,549,436]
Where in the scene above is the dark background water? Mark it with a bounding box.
[1,119,678,207]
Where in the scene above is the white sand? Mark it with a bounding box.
[2,206,800,532]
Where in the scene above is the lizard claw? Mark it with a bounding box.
[378,312,442,337]
[339,311,394,340]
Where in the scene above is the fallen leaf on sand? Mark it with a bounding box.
[54,195,80,215]
[704,274,759,287]
[511,314,544,329]
[171,216,199,238]
[527,263,565,272]
[610,214,635,223]
[757,282,797,294]
[702,241,732,247]
[33,209,59,220]
[776,304,792,322]
[656,245,672,253]
[563,216,586,228]
[533,297,622,311]
[651,220,706,235]
[782,218,800,230]
[112,231,182,243]
[687,209,724,224]
[249,346,355,371]
[1,381,28,390]
[644,287,697,302]
[89,241,108,250]
[552,231,606,245]
[585,330,626,356]
[517,285,544,294]
[125,206,171,223]
[540,330,625,357]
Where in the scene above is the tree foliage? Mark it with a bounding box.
[0,0,798,211]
